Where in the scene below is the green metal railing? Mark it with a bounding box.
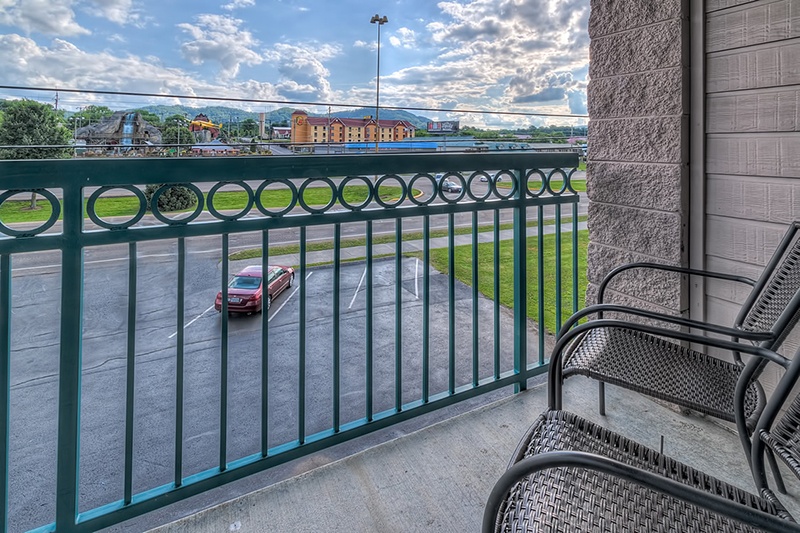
[0,152,580,532]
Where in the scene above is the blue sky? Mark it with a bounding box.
[0,0,590,127]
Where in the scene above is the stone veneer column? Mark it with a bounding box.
[586,0,690,315]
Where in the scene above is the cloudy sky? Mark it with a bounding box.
[0,0,590,127]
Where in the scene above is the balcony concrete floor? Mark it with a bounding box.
[147,378,800,533]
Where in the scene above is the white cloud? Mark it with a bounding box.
[263,42,341,101]
[353,39,375,51]
[389,27,416,49]
[392,0,590,117]
[177,14,263,78]
[221,0,255,11]
[0,0,139,34]
[0,33,280,103]
[84,0,135,25]
[0,0,89,36]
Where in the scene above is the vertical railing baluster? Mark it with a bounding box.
[493,209,500,379]
[537,205,545,366]
[512,170,527,391]
[573,201,579,315]
[220,235,229,471]
[0,254,10,532]
[124,243,137,504]
[333,224,341,431]
[175,238,185,487]
[56,185,84,532]
[261,230,269,456]
[448,214,455,394]
[395,219,402,411]
[299,227,306,444]
[555,206,563,334]
[366,221,373,421]
[422,215,430,403]
[472,212,479,387]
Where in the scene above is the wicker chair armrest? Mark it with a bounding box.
[482,450,798,533]
[547,318,788,410]
[558,304,774,343]
[598,262,758,304]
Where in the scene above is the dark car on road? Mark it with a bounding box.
[215,265,295,314]
[441,179,463,193]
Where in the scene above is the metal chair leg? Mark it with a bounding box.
[766,448,787,494]
[599,382,606,415]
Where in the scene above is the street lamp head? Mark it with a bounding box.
[370,14,388,24]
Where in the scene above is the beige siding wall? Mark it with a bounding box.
[704,0,800,370]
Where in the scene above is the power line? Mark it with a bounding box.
[0,85,588,120]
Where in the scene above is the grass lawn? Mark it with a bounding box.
[0,185,409,224]
[423,229,589,335]
[496,178,586,193]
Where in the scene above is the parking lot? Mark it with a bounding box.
[6,240,538,532]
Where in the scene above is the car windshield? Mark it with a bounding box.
[229,275,261,289]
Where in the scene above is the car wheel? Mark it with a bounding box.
[289,273,295,287]
[267,295,273,310]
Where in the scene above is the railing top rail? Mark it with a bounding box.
[0,152,579,187]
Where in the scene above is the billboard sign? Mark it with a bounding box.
[427,121,460,134]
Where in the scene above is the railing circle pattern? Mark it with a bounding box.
[87,186,147,230]
[338,176,375,211]
[0,168,579,237]
[0,188,61,237]
[298,177,337,214]
[207,181,254,221]
[150,183,206,225]
[255,179,297,217]
[374,174,407,208]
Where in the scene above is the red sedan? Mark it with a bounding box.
[215,265,295,315]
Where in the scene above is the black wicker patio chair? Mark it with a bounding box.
[482,344,800,533]
[548,220,800,490]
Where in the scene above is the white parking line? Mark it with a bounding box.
[349,266,367,309]
[414,258,420,300]
[269,271,313,323]
[168,305,215,339]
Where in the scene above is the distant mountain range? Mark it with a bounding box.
[137,105,432,129]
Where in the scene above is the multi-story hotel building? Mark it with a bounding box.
[290,110,415,144]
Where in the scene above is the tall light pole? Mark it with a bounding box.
[370,14,388,154]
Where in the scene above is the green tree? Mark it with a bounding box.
[164,114,189,128]
[78,105,113,124]
[132,109,161,127]
[0,99,72,208]
[241,118,258,137]
[162,125,193,152]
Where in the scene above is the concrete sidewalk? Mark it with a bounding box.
[146,378,800,533]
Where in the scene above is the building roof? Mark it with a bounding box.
[304,116,415,129]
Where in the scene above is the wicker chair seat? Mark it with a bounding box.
[760,392,800,480]
[496,410,792,532]
[562,326,764,426]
